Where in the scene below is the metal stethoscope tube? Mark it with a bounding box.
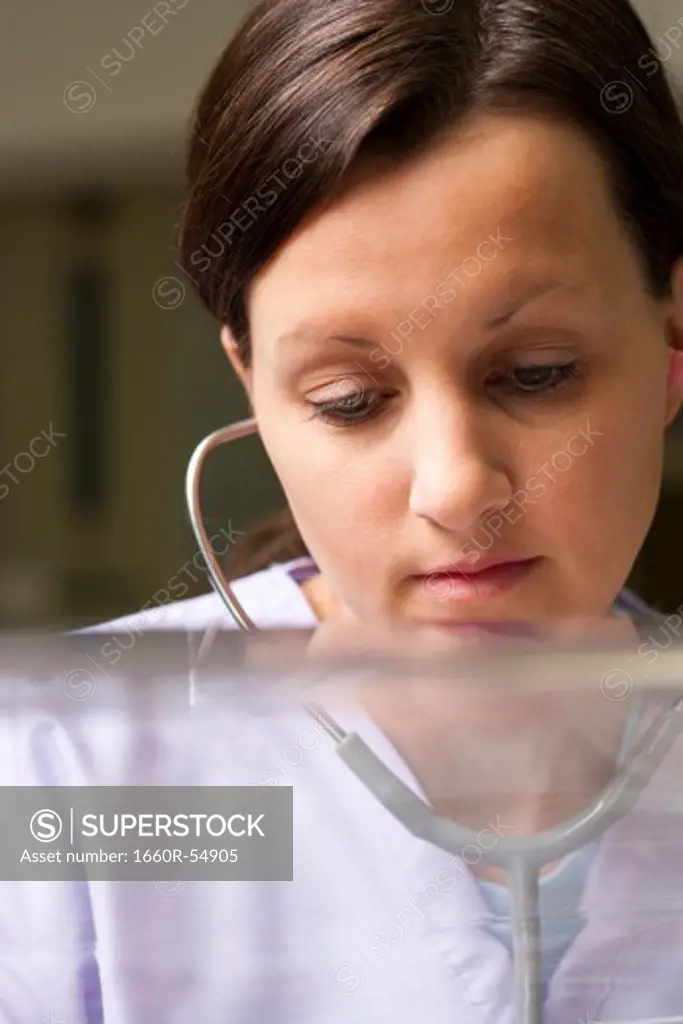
[186,417,683,1024]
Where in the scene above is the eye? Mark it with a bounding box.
[306,381,391,426]
[493,362,582,397]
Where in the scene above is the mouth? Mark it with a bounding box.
[414,557,541,605]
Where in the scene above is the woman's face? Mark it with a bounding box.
[229,112,683,624]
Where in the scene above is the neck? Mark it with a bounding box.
[303,569,634,875]
[359,683,630,879]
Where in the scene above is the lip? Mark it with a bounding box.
[421,555,536,577]
[416,557,540,604]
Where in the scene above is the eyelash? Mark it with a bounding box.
[307,363,583,427]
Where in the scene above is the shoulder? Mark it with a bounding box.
[82,558,318,635]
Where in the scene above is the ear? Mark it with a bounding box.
[664,256,683,426]
[220,324,253,402]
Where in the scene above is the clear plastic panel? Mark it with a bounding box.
[0,620,682,1024]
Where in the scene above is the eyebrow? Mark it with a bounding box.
[275,279,590,350]
[484,279,589,329]
[275,328,376,350]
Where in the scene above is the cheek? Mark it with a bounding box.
[277,451,398,541]
[259,414,402,571]
[537,406,664,571]
[531,343,669,531]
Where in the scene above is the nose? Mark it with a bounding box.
[408,400,513,534]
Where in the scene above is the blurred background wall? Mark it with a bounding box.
[1,0,682,627]
[0,0,286,627]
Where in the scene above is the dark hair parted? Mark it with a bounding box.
[180,0,683,577]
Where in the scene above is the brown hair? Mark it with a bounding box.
[180,0,683,579]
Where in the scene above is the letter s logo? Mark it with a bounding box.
[30,809,63,843]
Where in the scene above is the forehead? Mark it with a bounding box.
[249,112,636,328]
